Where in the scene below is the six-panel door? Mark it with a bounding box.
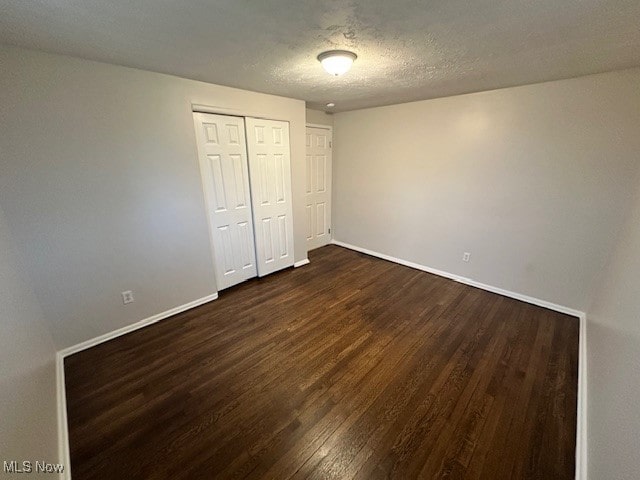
[245,118,295,276]
[305,126,332,250]
[193,113,258,290]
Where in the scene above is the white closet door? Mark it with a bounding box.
[193,113,257,290]
[245,118,295,276]
[305,126,332,250]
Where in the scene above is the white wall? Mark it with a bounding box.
[0,45,307,349]
[0,204,58,473]
[333,69,640,311]
[587,170,640,480]
[306,108,334,127]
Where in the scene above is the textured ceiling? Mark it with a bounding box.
[1,0,639,112]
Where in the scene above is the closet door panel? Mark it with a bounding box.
[193,113,257,290]
[245,118,295,276]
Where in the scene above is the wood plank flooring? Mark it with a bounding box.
[65,245,578,479]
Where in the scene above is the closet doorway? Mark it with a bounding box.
[193,112,294,291]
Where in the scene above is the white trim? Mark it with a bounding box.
[54,250,588,478]
[56,293,219,478]
[576,313,588,480]
[305,123,333,131]
[331,239,588,479]
[59,293,218,357]
[191,104,290,123]
[294,258,310,268]
[330,240,584,318]
[56,352,71,479]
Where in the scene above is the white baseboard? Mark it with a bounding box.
[576,313,588,480]
[331,239,587,479]
[56,352,70,479]
[55,251,588,479]
[58,293,218,357]
[294,258,310,268]
[56,292,219,478]
[330,240,584,318]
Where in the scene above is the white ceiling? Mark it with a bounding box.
[1,0,639,112]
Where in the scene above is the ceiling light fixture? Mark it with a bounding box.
[317,50,357,76]
[326,102,335,108]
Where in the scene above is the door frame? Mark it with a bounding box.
[305,123,333,250]
[191,104,296,292]
[306,123,333,131]
[192,104,290,123]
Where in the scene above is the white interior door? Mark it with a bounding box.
[305,126,332,250]
[245,118,295,276]
[193,112,257,290]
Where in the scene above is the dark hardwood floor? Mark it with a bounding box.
[65,245,578,479]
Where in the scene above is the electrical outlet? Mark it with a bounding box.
[121,290,134,305]
[462,252,471,262]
